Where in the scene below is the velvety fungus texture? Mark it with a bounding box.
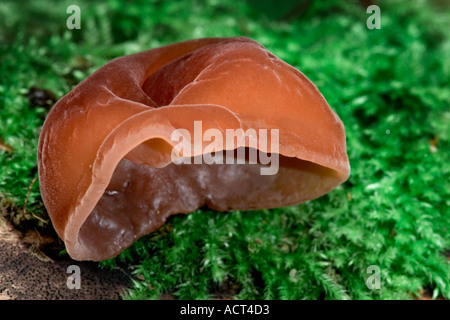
[37,37,350,261]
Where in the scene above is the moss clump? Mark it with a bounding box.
[1,0,449,299]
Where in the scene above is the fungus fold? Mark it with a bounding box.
[37,37,350,261]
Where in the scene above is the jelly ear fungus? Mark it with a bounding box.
[38,37,350,261]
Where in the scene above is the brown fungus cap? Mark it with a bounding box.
[37,37,350,261]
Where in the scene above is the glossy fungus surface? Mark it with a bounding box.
[38,37,350,261]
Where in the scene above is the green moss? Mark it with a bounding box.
[1,0,449,299]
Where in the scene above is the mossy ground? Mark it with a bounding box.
[0,0,449,299]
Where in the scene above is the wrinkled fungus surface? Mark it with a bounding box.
[37,37,350,261]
